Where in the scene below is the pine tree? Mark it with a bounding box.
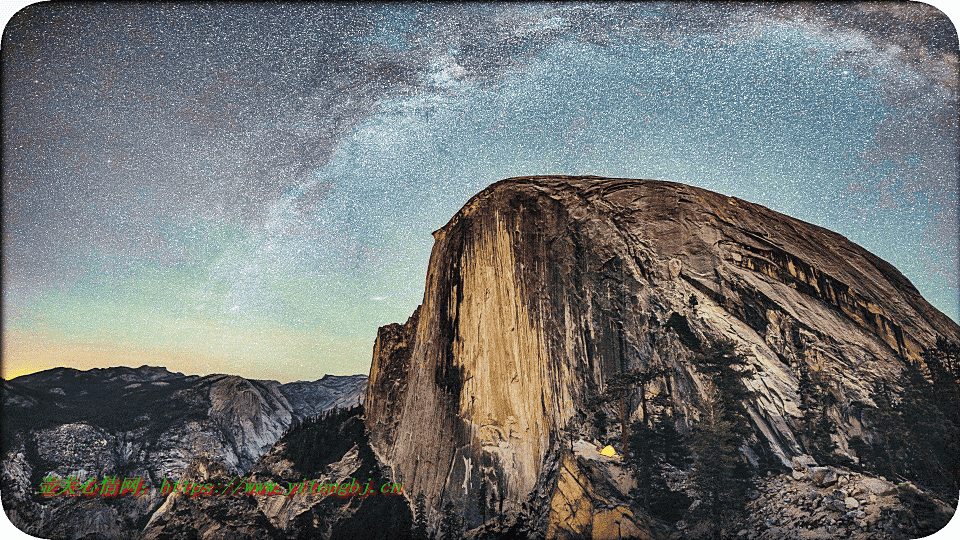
[626,411,691,523]
[920,339,960,496]
[897,361,959,500]
[922,338,960,430]
[687,339,757,538]
[868,379,905,479]
[439,502,461,540]
[588,366,665,459]
[927,337,960,382]
[649,388,690,469]
[412,492,428,540]
[593,408,609,442]
[857,364,960,507]
[605,369,640,458]
[562,420,579,452]
[696,339,757,441]
[478,480,488,525]
[796,361,837,463]
[689,385,741,539]
[627,419,658,507]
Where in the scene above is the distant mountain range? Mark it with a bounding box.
[1,366,366,538]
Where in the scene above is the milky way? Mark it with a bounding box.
[2,2,957,381]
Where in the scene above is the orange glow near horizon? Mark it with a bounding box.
[1,329,226,381]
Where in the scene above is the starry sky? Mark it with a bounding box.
[3,2,958,383]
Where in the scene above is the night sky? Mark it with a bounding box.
[3,2,958,382]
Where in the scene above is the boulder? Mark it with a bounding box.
[809,467,839,487]
[856,476,897,497]
[791,454,818,471]
[826,497,848,512]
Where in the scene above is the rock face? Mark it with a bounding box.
[1,366,367,539]
[364,175,960,538]
[142,406,413,540]
[279,374,367,420]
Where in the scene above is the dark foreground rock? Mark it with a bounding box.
[142,406,412,540]
[1,366,366,539]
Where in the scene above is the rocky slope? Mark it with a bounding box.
[364,175,960,538]
[739,455,955,540]
[1,366,366,539]
[141,405,412,540]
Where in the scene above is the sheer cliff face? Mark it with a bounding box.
[365,176,960,533]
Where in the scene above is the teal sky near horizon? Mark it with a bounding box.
[3,3,958,382]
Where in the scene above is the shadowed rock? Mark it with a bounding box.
[1,366,367,539]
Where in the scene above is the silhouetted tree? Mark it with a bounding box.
[687,339,758,539]
[478,479,488,525]
[628,419,658,506]
[922,338,960,435]
[625,379,691,521]
[412,492,428,540]
[796,361,837,463]
[868,379,905,479]
[689,385,740,539]
[925,337,960,385]
[588,366,665,459]
[695,339,756,441]
[855,363,960,504]
[439,502,461,540]
[593,409,609,442]
[562,420,579,452]
[901,362,959,498]
[627,415,691,522]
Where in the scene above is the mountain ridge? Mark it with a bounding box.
[1,366,367,539]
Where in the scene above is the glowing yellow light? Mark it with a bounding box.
[600,445,618,457]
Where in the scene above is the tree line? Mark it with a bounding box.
[581,338,757,539]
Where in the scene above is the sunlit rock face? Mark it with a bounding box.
[365,175,960,538]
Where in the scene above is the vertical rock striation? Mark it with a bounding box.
[365,176,960,538]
